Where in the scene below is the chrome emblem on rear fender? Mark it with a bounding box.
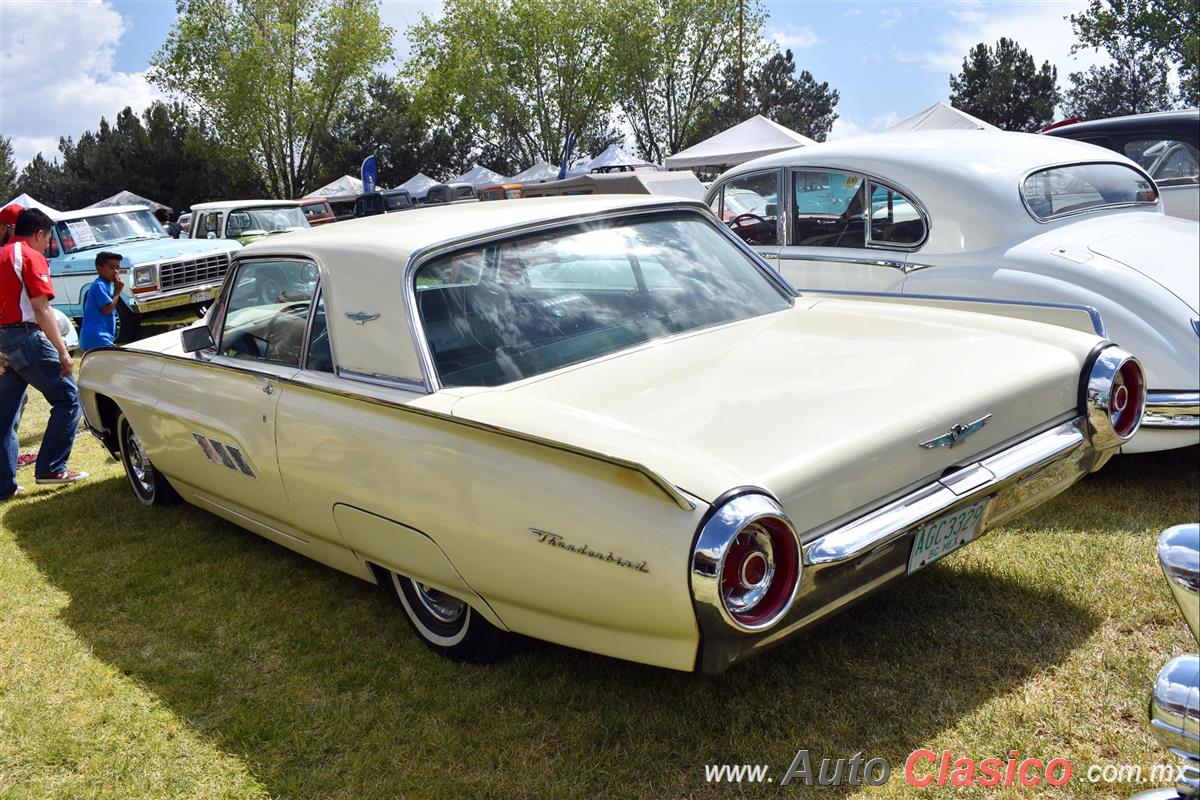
[920,414,993,449]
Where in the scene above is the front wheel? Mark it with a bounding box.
[385,570,516,664]
[115,301,141,342]
[118,413,179,506]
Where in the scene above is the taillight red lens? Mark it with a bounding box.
[1110,359,1145,438]
[719,516,800,628]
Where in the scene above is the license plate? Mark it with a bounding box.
[907,498,989,574]
[190,289,214,303]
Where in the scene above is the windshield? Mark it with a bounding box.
[226,206,308,238]
[55,210,166,254]
[1021,163,1157,221]
[415,213,793,388]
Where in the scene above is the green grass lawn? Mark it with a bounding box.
[1,373,1197,798]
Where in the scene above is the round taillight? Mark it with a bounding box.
[1084,347,1146,449]
[691,494,802,633]
[718,516,799,628]
[1110,358,1145,439]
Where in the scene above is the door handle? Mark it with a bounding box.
[262,383,275,395]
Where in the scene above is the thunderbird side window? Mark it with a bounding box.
[304,292,334,373]
[790,170,866,248]
[867,182,926,247]
[716,171,780,246]
[218,259,320,368]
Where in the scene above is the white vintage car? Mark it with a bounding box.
[78,196,1144,673]
[707,130,1199,453]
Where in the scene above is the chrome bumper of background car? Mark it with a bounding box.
[1143,392,1200,429]
[696,417,1105,674]
[131,285,220,314]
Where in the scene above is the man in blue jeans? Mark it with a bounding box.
[0,208,88,501]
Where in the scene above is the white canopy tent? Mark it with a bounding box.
[884,102,998,132]
[574,144,654,174]
[449,164,508,190]
[664,115,816,171]
[88,190,170,213]
[4,193,59,216]
[304,175,363,198]
[510,161,560,183]
[399,172,437,199]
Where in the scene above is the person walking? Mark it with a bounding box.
[0,208,88,500]
[79,251,124,351]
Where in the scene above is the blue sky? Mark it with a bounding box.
[1,0,1104,168]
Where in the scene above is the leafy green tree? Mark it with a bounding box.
[407,0,623,171]
[151,0,393,198]
[691,48,839,145]
[1063,37,1177,119]
[949,38,1060,131]
[0,138,17,202]
[1071,0,1198,105]
[614,0,768,162]
[15,154,70,209]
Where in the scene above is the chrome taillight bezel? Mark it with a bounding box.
[1084,346,1146,449]
[691,493,802,633]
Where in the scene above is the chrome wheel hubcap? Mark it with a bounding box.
[127,429,153,494]
[414,582,466,624]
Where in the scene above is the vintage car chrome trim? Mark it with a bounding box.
[1084,347,1145,448]
[335,369,427,394]
[778,251,908,271]
[690,494,801,633]
[805,418,1088,566]
[795,287,1107,338]
[1158,524,1200,642]
[1019,159,1160,223]
[694,415,1107,673]
[1144,392,1200,429]
[81,346,696,512]
[1149,655,1200,762]
[402,204,797,393]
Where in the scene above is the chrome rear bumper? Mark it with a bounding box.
[697,417,1104,673]
[1144,392,1200,429]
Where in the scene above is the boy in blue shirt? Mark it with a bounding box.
[79,251,125,351]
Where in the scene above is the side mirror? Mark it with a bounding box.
[181,325,215,353]
[1159,523,1200,643]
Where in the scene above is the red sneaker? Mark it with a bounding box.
[16,452,37,468]
[34,469,90,485]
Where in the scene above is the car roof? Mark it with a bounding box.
[55,204,157,221]
[718,129,1155,252]
[1043,109,1199,138]
[190,199,302,211]
[236,195,708,385]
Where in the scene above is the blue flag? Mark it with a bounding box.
[558,134,575,180]
[361,155,378,193]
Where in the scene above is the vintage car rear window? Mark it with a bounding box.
[1021,163,1157,221]
[414,213,793,388]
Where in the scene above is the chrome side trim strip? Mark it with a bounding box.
[777,251,908,270]
[805,419,1087,566]
[1144,391,1200,429]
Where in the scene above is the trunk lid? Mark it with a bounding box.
[1085,215,1199,313]
[449,300,1095,536]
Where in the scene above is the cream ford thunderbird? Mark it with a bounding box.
[79,196,1145,673]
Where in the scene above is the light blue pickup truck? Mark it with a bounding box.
[48,205,241,340]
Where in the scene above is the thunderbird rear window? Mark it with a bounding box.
[1021,163,1157,221]
[414,213,792,388]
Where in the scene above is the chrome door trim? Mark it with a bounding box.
[776,251,909,271]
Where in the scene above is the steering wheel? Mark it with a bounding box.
[730,212,769,229]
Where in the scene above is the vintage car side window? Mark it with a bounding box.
[867,182,926,247]
[718,171,779,246]
[414,213,791,388]
[791,170,866,248]
[1021,163,1157,221]
[218,259,320,368]
[1143,142,1199,187]
[304,292,334,373]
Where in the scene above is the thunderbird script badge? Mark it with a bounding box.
[920,414,993,449]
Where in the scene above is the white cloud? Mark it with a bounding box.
[0,0,163,169]
[880,8,903,28]
[890,0,1107,77]
[769,24,819,52]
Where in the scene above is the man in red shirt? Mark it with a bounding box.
[0,208,88,500]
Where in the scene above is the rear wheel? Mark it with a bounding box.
[385,569,515,664]
[117,413,179,506]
